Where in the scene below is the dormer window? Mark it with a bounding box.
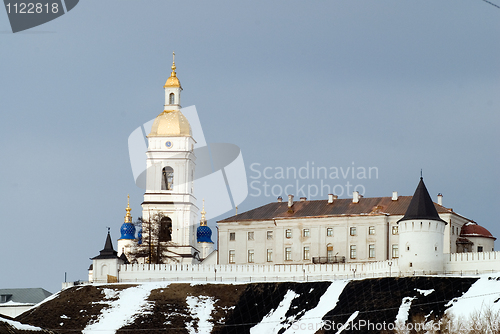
[0,295,12,303]
[169,93,175,104]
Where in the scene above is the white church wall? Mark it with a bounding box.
[445,251,500,273]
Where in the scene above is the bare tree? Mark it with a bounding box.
[129,213,180,264]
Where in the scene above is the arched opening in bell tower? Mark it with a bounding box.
[159,217,172,242]
[169,93,175,104]
[161,166,174,190]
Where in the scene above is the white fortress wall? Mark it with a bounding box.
[445,251,500,272]
[117,259,400,282]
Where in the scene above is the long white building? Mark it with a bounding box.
[217,180,495,268]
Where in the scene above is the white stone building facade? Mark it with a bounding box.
[217,181,495,270]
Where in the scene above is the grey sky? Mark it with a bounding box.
[0,0,499,293]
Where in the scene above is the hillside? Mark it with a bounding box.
[16,275,500,333]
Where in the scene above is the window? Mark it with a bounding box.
[327,227,333,237]
[327,245,334,262]
[350,245,357,259]
[303,246,310,260]
[392,226,399,235]
[392,245,399,258]
[159,217,172,242]
[286,229,292,238]
[267,249,273,262]
[369,226,375,235]
[0,295,11,303]
[285,247,292,261]
[248,232,254,241]
[267,231,273,240]
[406,243,410,251]
[248,249,254,263]
[303,229,310,237]
[369,244,375,258]
[350,227,357,236]
[478,246,484,252]
[452,226,455,235]
[169,93,175,104]
[161,166,174,190]
[191,170,194,193]
[229,232,235,241]
[229,250,235,263]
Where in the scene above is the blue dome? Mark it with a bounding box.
[120,222,136,240]
[197,225,213,243]
[137,227,142,245]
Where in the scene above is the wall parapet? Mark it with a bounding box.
[77,253,500,285]
[447,251,499,262]
[445,251,500,273]
[117,260,399,283]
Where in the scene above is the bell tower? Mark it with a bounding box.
[141,53,199,263]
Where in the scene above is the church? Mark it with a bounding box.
[87,57,496,284]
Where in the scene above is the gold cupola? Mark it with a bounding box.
[148,109,192,137]
[164,52,182,89]
[149,52,192,137]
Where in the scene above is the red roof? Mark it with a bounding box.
[460,223,496,240]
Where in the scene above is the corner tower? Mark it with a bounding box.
[398,177,447,273]
[141,53,199,263]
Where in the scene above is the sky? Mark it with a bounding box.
[0,0,499,293]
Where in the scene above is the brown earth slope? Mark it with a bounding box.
[17,277,480,334]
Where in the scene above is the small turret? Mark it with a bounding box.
[91,228,123,283]
[196,200,214,260]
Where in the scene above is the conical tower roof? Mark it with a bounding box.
[398,177,446,224]
[92,230,119,259]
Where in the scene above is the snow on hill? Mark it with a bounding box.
[0,315,52,333]
[15,274,500,333]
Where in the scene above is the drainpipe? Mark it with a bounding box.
[216,225,219,265]
[386,215,390,260]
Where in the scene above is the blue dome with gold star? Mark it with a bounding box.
[119,195,136,240]
[120,222,136,239]
[197,225,213,243]
[197,201,213,243]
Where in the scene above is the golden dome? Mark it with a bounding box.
[164,75,181,88]
[148,110,192,137]
[164,52,182,88]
